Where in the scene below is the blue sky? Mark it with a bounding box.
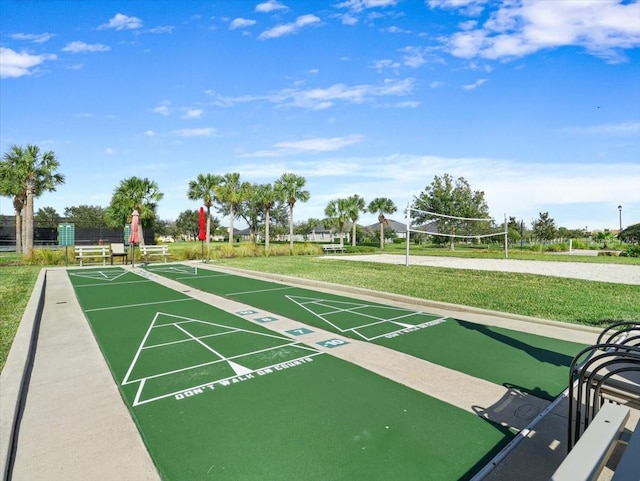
[1,0,639,231]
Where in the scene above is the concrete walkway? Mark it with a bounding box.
[1,263,637,480]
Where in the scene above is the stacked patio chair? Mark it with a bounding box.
[567,321,640,451]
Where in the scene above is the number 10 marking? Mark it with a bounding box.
[317,338,349,349]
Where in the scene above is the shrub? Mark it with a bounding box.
[26,248,67,266]
[392,238,404,244]
[571,239,588,250]
[218,245,236,258]
[620,245,640,258]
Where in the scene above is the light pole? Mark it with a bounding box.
[618,205,622,231]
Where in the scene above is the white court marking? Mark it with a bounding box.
[122,311,322,406]
[286,295,447,341]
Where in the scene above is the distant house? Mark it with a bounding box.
[364,218,409,240]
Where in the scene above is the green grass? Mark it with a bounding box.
[215,256,640,327]
[0,265,41,372]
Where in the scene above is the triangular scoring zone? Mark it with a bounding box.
[68,269,129,282]
[122,311,320,406]
[285,294,443,341]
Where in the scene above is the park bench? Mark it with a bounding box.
[322,244,345,254]
[75,245,109,266]
[140,244,170,263]
[550,402,630,481]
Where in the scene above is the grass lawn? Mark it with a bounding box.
[0,265,41,371]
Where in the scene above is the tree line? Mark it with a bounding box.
[2,144,632,257]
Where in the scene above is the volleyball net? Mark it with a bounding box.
[405,205,508,264]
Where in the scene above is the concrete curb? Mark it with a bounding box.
[0,268,47,480]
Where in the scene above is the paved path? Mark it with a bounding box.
[323,254,640,285]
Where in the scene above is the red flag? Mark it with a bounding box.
[198,207,206,241]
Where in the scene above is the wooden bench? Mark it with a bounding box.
[322,244,345,254]
[75,245,109,266]
[550,403,630,481]
[140,245,170,263]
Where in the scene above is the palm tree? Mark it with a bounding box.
[254,183,282,252]
[105,176,163,246]
[324,198,350,246]
[0,145,65,255]
[275,173,310,250]
[346,194,366,247]
[368,197,397,249]
[216,172,251,245]
[187,173,223,258]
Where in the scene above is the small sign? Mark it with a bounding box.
[124,224,131,246]
[286,328,313,336]
[254,316,278,323]
[236,310,258,316]
[317,338,349,349]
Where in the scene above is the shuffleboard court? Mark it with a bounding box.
[145,264,586,400]
[68,267,514,480]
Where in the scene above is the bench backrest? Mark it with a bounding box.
[76,246,108,254]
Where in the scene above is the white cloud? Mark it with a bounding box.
[144,130,155,137]
[462,78,487,90]
[240,134,364,157]
[62,41,111,53]
[440,0,640,62]
[340,14,358,25]
[99,13,143,31]
[149,25,174,34]
[564,122,640,136]
[181,109,204,119]
[152,102,171,116]
[401,46,426,68]
[171,128,216,137]
[386,25,411,34]
[255,1,288,13]
[10,32,55,43]
[335,0,399,13]
[105,147,115,155]
[230,18,257,30]
[371,59,400,71]
[271,77,415,109]
[259,14,320,39]
[0,47,57,78]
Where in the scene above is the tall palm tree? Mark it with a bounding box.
[0,144,65,255]
[105,176,163,246]
[187,173,223,258]
[324,198,350,246]
[216,172,251,245]
[275,173,310,250]
[254,182,282,252]
[346,194,366,247]
[367,197,397,249]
